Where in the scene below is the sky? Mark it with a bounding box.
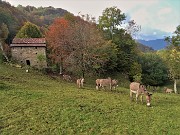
[3,0,180,40]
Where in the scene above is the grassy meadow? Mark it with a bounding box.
[0,63,180,135]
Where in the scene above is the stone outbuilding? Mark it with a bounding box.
[10,38,47,68]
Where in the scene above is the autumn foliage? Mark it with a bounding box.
[46,18,73,64]
[46,15,116,75]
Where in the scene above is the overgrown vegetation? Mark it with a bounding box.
[0,63,180,134]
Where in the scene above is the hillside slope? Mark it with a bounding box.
[0,63,180,134]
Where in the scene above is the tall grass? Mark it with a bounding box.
[0,63,180,134]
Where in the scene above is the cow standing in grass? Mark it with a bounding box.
[97,77,112,90]
[130,82,152,106]
[164,87,173,93]
[77,78,85,88]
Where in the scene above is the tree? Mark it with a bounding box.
[98,6,126,40]
[16,21,43,38]
[98,7,139,74]
[125,20,141,39]
[0,23,9,62]
[163,25,180,93]
[46,18,73,74]
[64,15,116,77]
[46,15,117,77]
[139,53,169,86]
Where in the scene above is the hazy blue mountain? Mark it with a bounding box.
[137,39,169,50]
[136,42,154,53]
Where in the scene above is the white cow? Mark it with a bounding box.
[77,78,85,88]
[130,82,152,106]
[164,87,173,93]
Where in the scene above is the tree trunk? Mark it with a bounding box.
[59,64,62,75]
[0,42,9,62]
[174,79,177,94]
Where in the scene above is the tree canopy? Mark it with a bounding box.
[16,22,43,38]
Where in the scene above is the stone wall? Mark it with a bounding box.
[11,46,47,68]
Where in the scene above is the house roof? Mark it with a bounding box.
[10,38,46,47]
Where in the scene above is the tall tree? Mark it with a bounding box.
[98,7,139,74]
[0,23,9,62]
[16,21,43,38]
[68,15,118,77]
[98,6,126,40]
[160,25,180,93]
[46,18,73,74]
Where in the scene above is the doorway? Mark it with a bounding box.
[26,60,31,66]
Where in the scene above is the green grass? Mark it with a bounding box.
[0,64,180,135]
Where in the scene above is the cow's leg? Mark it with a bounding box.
[130,90,133,102]
[136,92,139,103]
[110,83,112,91]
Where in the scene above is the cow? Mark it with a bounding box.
[164,87,173,93]
[63,74,72,82]
[99,77,112,90]
[112,79,118,90]
[77,78,85,88]
[95,79,101,90]
[130,82,152,106]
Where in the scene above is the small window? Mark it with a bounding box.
[35,47,37,49]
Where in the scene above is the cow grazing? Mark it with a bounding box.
[112,79,118,90]
[77,78,85,88]
[130,82,152,106]
[63,75,72,82]
[99,77,112,90]
[164,87,173,93]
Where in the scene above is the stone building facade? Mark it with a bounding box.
[10,38,47,68]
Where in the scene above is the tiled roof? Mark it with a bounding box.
[10,44,46,47]
[11,38,46,47]
[12,38,46,44]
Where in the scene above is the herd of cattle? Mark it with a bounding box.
[63,74,174,107]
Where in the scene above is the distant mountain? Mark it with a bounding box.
[137,39,169,50]
[136,42,154,53]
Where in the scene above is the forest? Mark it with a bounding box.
[0,0,179,92]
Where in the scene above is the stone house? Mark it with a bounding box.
[10,38,47,68]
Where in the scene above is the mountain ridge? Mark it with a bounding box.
[137,39,169,50]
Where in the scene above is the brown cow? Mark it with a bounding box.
[99,77,112,90]
[77,78,85,88]
[130,82,152,106]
